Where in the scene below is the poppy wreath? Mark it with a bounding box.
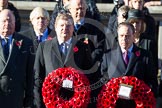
[97,76,156,108]
[42,67,91,108]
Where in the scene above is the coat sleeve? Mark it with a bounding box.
[33,43,46,108]
[145,52,158,97]
[100,53,109,83]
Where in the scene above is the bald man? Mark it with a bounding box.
[0,0,21,32]
[0,9,33,108]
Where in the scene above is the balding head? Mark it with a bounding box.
[0,9,15,37]
[68,0,87,23]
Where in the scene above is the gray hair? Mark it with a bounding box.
[30,7,50,21]
[68,0,88,10]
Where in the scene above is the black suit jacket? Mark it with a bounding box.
[101,45,158,97]
[20,27,52,54]
[0,33,33,108]
[74,19,106,63]
[139,34,158,74]
[33,37,93,108]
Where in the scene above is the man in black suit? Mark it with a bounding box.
[68,1,107,107]
[0,9,33,108]
[33,13,92,108]
[68,0,105,62]
[101,22,158,107]
[49,0,101,30]
[20,7,53,54]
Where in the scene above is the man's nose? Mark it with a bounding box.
[123,36,128,41]
[63,25,68,29]
[5,21,9,25]
[77,9,82,14]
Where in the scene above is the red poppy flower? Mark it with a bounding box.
[15,40,23,48]
[73,46,79,52]
[47,36,52,40]
[42,67,91,108]
[97,76,156,108]
[135,51,140,57]
[84,37,88,44]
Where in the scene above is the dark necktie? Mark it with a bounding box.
[60,43,68,62]
[61,43,67,56]
[75,24,81,31]
[38,35,43,43]
[2,38,9,60]
[123,51,129,65]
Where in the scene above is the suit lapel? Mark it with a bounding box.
[30,29,39,52]
[0,43,6,63]
[51,37,63,64]
[125,45,140,75]
[0,34,21,75]
[64,38,76,64]
[109,47,126,78]
[7,34,21,63]
[9,38,19,59]
[116,47,127,74]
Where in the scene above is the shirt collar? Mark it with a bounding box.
[75,18,85,25]
[121,44,133,53]
[0,35,12,40]
[58,37,72,45]
[35,28,48,37]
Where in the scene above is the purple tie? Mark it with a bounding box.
[123,51,129,65]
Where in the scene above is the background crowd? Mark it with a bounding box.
[0,0,162,108]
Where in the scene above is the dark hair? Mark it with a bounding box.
[118,22,135,34]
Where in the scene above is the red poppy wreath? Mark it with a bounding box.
[42,67,91,108]
[97,76,156,108]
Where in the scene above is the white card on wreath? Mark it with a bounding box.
[62,79,73,88]
[118,84,133,99]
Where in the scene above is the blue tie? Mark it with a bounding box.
[38,35,43,43]
[61,43,67,56]
[1,38,9,60]
[75,24,81,31]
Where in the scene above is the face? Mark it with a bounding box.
[63,0,70,6]
[55,18,74,42]
[118,25,134,50]
[131,0,144,10]
[69,0,86,23]
[0,0,8,8]
[31,15,49,33]
[117,12,127,24]
[0,10,15,37]
[123,0,129,6]
[129,20,142,34]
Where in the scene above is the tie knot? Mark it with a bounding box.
[75,24,81,30]
[37,35,43,42]
[2,38,9,45]
[124,51,128,55]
